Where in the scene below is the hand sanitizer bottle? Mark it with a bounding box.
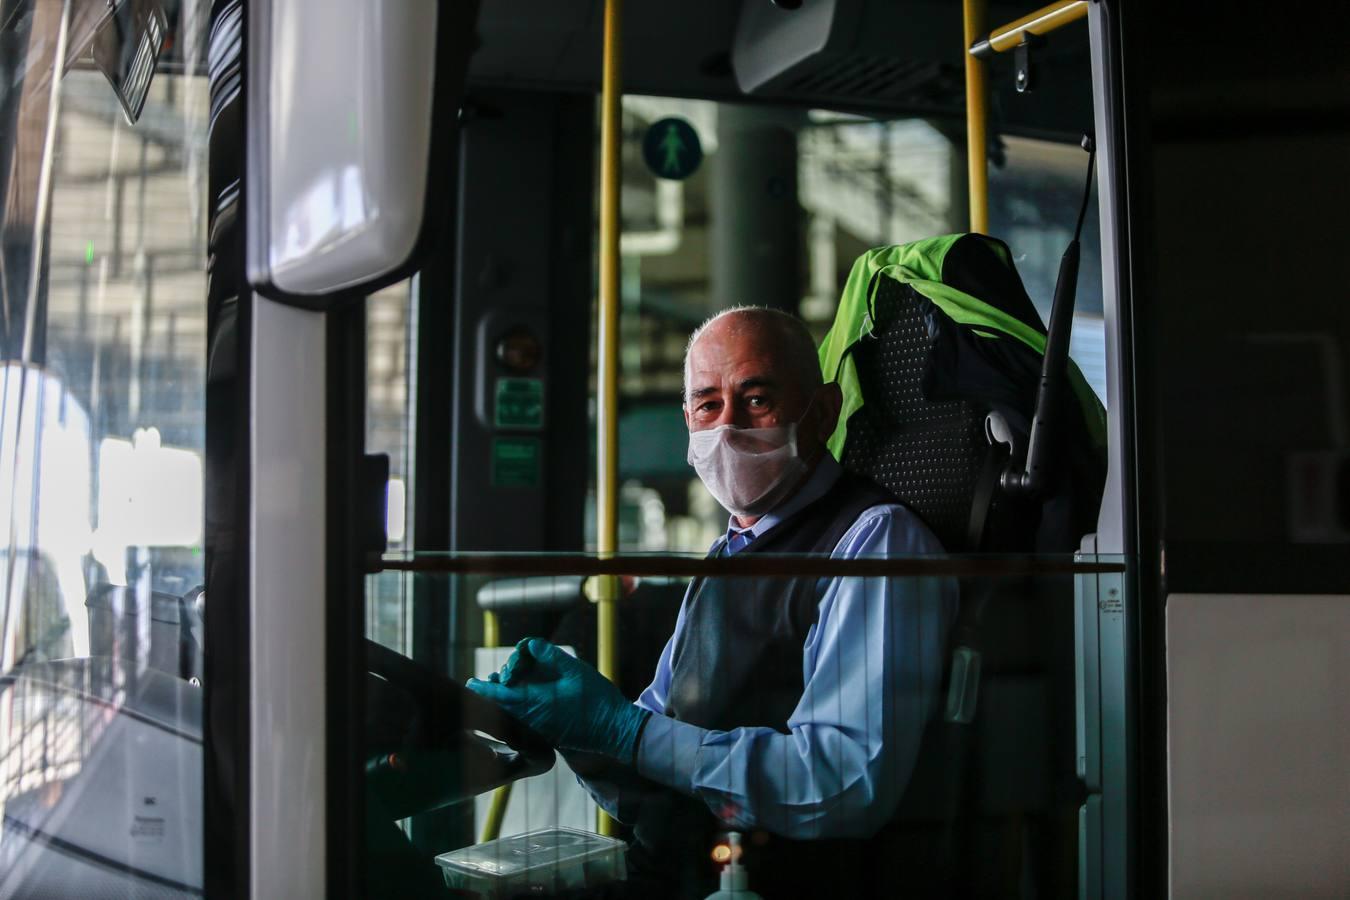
[704,832,762,899]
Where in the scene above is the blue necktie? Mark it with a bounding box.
[725,529,754,556]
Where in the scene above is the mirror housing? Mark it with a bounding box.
[246,0,477,304]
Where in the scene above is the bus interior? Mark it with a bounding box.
[0,1,1346,898]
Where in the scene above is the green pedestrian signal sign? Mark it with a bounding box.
[642,117,703,181]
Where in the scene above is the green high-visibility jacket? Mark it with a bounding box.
[818,233,1107,458]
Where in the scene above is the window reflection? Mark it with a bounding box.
[0,5,210,894]
[366,279,415,652]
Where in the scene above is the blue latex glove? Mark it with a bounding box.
[467,638,650,764]
[483,639,534,686]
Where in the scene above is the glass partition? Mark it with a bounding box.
[593,97,1109,555]
[0,2,209,895]
[365,278,416,654]
[361,552,1125,899]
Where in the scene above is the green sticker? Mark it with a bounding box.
[491,438,541,488]
[494,377,545,430]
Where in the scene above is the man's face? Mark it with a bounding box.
[683,315,841,460]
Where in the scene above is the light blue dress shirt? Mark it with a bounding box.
[580,456,958,840]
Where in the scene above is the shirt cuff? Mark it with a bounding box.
[633,713,707,795]
[627,707,653,765]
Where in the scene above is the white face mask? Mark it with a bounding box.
[686,420,809,519]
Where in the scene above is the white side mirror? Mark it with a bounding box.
[246,0,476,302]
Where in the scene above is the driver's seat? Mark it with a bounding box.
[820,233,1107,896]
[822,232,1106,555]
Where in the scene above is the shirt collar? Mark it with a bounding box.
[716,453,843,548]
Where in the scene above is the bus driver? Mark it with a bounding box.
[468,307,956,897]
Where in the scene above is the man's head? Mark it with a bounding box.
[682,306,842,471]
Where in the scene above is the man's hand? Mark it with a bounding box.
[466,638,649,764]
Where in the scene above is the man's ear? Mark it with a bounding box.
[682,402,692,431]
[816,382,843,441]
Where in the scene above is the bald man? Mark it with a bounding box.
[469,308,956,898]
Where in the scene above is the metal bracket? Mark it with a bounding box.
[1014,33,1046,93]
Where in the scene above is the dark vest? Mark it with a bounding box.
[628,471,923,899]
[665,472,897,733]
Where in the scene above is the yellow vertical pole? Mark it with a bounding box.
[595,0,624,838]
[963,0,989,234]
[483,610,500,650]
[480,783,512,843]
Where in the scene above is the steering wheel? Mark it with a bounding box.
[363,639,555,821]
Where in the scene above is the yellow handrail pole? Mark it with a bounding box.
[595,0,624,838]
[483,610,500,650]
[970,0,1089,57]
[480,784,512,842]
[963,0,989,234]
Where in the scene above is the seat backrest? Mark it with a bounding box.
[832,233,1105,553]
[840,278,994,552]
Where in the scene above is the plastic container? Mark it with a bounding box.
[435,826,627,898]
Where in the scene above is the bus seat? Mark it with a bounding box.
[830,233,1106,554]
[824,233,1105,895]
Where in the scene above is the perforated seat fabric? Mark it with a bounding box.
[841,278,990,552]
